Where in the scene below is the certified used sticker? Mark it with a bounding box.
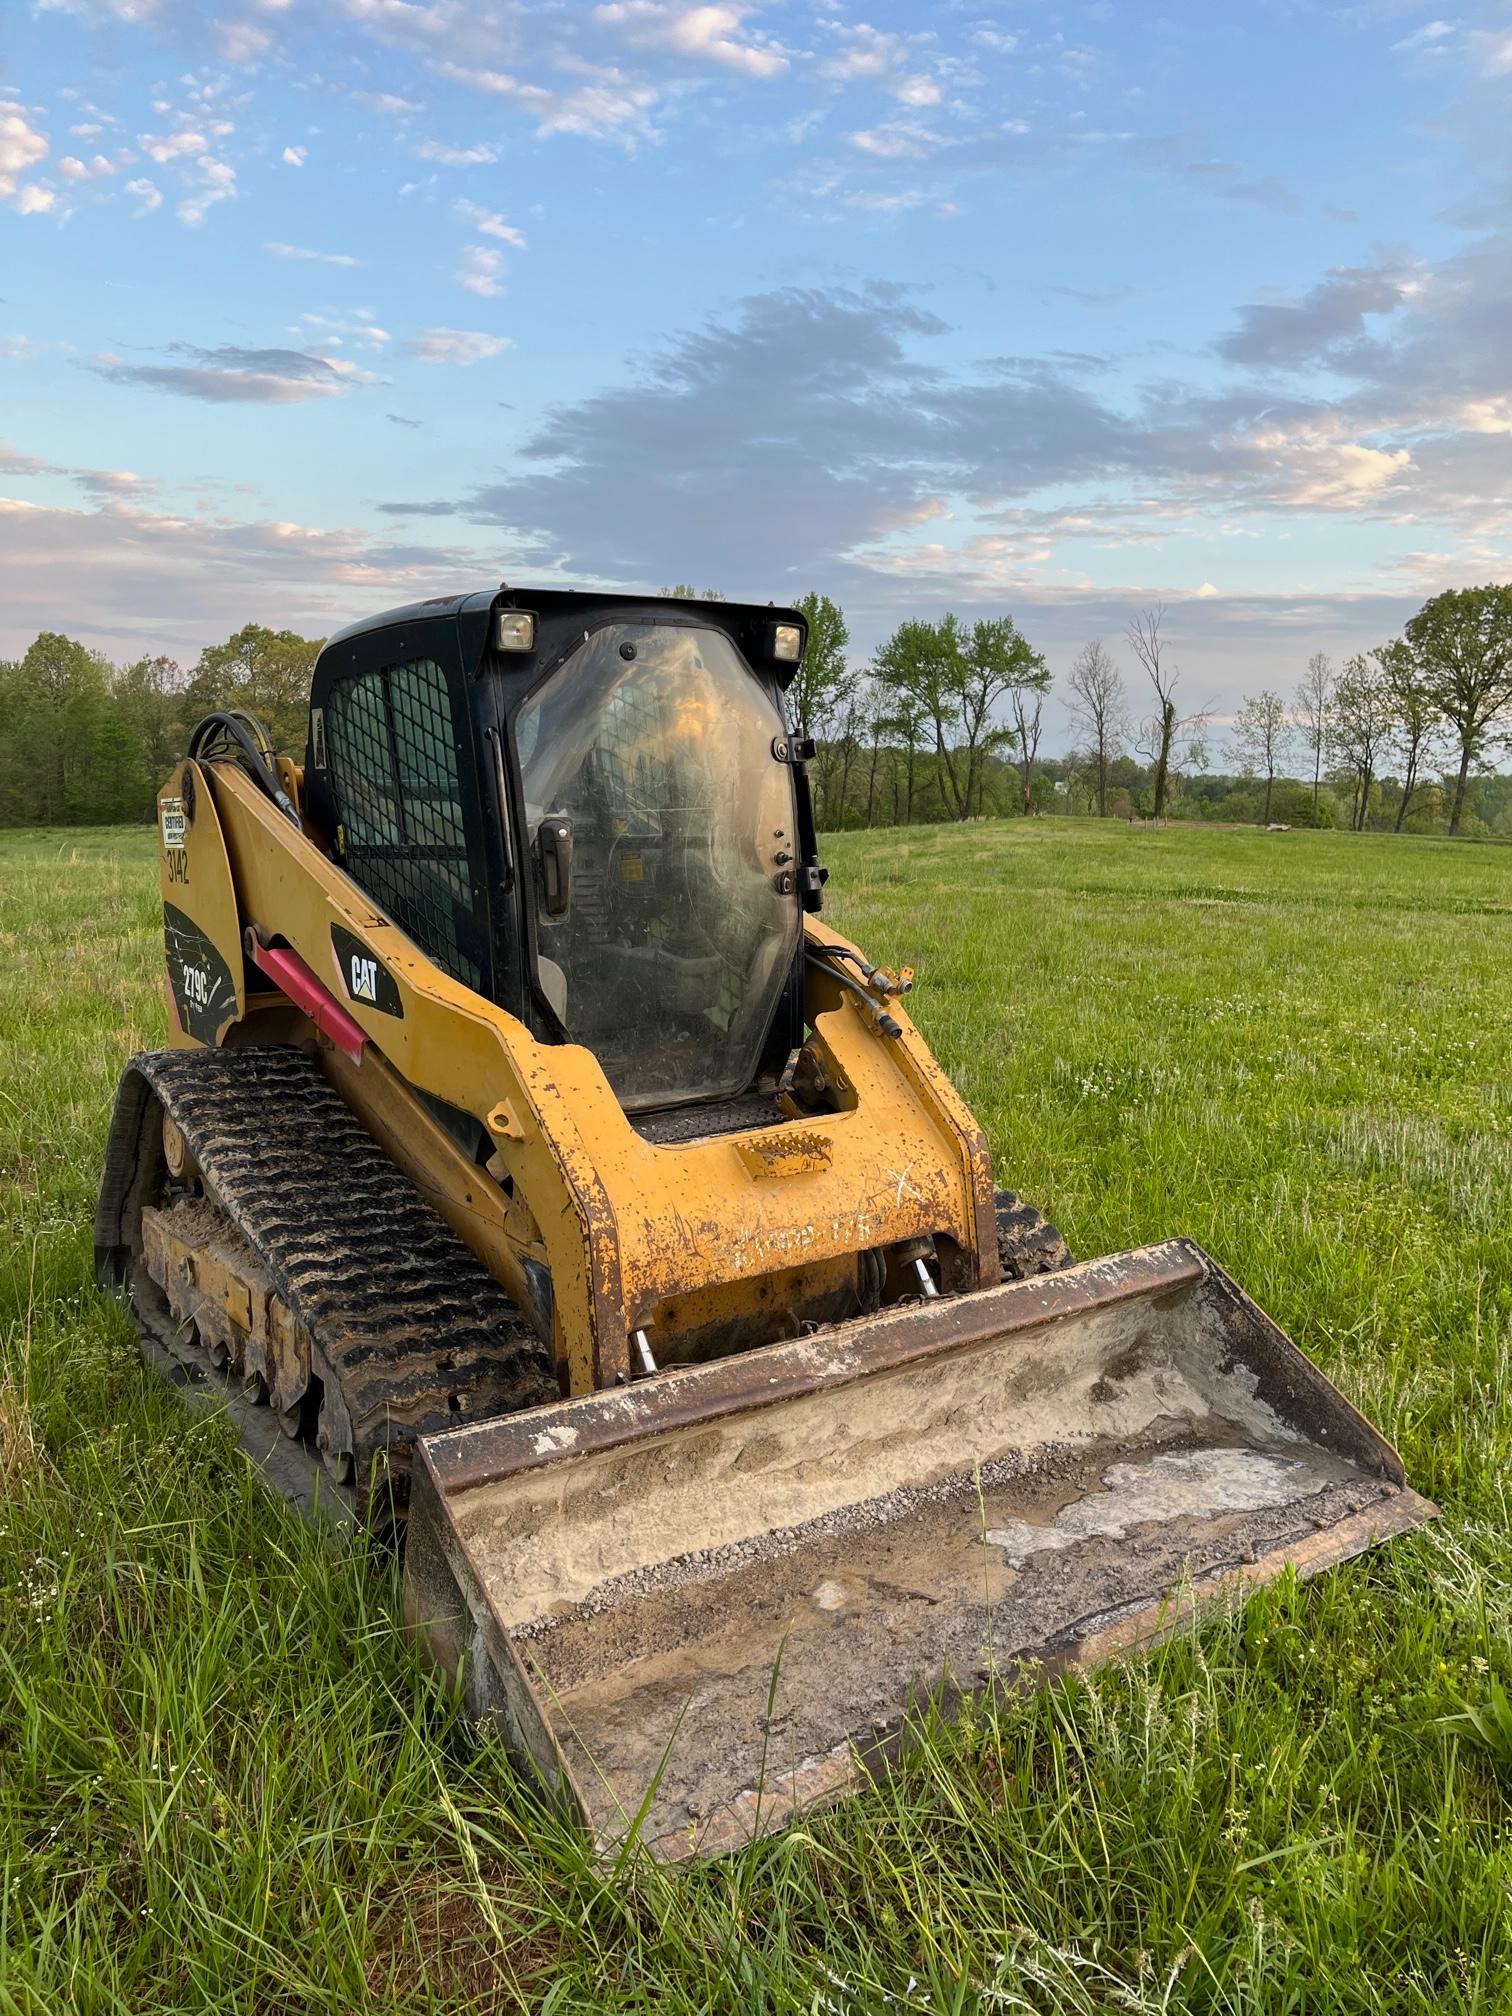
[160,796,187,848]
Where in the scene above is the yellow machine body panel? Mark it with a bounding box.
[157,760,246,1049]
[164,759,995,1395]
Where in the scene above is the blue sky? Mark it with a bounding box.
[2,0,1510,734]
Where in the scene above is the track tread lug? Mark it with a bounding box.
[122,1046,556,1525]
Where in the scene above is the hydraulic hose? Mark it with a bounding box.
[805,949,903,1038]
[187,711,301,828]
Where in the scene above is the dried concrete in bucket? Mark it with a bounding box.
[440,1269,1408,1852]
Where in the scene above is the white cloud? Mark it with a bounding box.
[446,63,660,144]
[1251,431,1415,508]
[177,157,237,226]
[820,22,947,102]
[893,76,942,107]
[0,109,50,206]
[592,2,789,79]
[455,197,525,246]
[1462,397,1512,435]
[457,244,505,296]
[1470,27,1512,73]
[405,327,509,363]
[212,17,273,61]
[296,310,390,350]
[58,153,117,180]
[34,0,161,19]
[16,185,58,215]
[354,89,422,114]
[848,121,943,160]
[265,239,361,266]
[74,467,148,498]
[139,128,209,163]
[822,24,898,80]
[415,136,499,164]
[1391,19,1455,52]
[281,143,307,166]
[125,176,162,213]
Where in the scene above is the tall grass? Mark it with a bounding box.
[1,820,1510,2011]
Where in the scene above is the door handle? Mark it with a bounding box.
[538,815,573,918]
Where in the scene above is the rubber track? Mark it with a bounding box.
[994,1189,1074,1279]
[130,1047,556,1519]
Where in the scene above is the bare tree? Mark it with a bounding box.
[1374,637,1443,833]
[1293,651,1334,827]
[861,681,887,827]
[1229,690,1293,825]
[1127,606,1208,818]
[1066,639,1130,816]
[1330,653,1393,832]
[823,679,870,828]
[1007,681,1046,814]
[1126,605,1179,819]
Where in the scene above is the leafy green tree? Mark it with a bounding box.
[872,612,1047,822]
[184,625,322,756]
[787,592,850,741]
[1404,585,1512,836]
[1330,654,1392,832]
[1228,690,1293,824]
[873,694,927,826]
[2,632,118,823]
[872,616,969,818]
[1270,778,1333,827]
[967,616,1049,817]
[115,654,188,801]
[1373,637,1443,834]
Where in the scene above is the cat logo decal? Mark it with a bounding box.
[330,925,404,1018]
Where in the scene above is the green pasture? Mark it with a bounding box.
[1,819,1510,2013]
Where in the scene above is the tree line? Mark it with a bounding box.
[0,626,314,827]
[792,584,1512,840]
[1,584,1509,837]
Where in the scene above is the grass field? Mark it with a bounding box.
[2,818,1511,2014]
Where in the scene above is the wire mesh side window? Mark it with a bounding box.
[326,658,482,990]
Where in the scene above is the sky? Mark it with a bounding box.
[2,0,1510,738]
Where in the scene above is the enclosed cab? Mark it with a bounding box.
[303,588,825,1122]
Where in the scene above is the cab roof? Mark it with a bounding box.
[324,585,808,687]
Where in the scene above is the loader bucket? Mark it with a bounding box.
[404,1240,1433,1860]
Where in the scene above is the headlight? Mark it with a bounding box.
[769,621,804,664]
[496,610,537,652]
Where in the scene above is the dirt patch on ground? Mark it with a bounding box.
[361,1863,565,2013]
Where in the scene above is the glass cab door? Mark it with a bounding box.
[514,622,800,1110]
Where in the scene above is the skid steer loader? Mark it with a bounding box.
[96,586,1431,1859]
